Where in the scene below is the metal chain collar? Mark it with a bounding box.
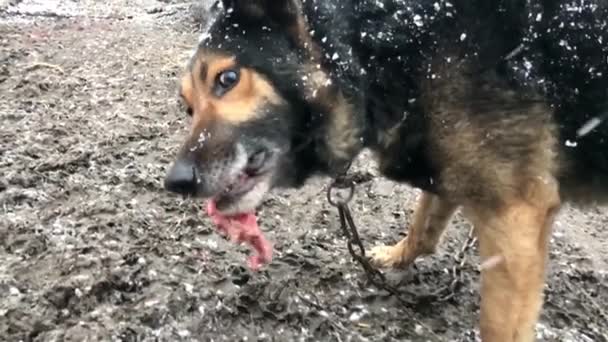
[326,166,477,304]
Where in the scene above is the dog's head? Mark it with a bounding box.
[164,0,364,214]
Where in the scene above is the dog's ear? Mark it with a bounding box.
[221,0,300,27]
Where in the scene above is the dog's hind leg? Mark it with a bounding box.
[467,175,560,342]
[369,191,457,268]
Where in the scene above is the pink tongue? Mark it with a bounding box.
[206,200,272,270]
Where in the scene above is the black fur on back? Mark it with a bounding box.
[297,0,608,184]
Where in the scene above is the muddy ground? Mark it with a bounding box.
[0,1,607,341]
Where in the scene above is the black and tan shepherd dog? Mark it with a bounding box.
[163,0,608,340]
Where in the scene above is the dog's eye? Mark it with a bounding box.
[214,69,240,96]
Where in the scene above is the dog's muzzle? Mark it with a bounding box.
[164,157,201,196]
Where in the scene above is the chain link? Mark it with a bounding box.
[327,184,415,305]
[431,226,477,301]
[327,169,477,304]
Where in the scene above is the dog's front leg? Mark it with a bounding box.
[370,191,458,268]
[467,176,560,342]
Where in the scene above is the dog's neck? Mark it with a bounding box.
[297,0,437,181]
[294,0,369,175]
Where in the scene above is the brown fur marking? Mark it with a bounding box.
[288,13,323,62]
[465,174,560,342]
[422,68,558,209]
[325,92,364,163]
[180,52,283,129]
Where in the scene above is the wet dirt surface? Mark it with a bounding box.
[1,1,607,341]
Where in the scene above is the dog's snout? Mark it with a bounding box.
[164,158,200,196]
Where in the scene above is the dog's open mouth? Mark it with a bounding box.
[212,148,274,212]
[215,173,255,202]
[207,193,272,270]
[213,171,264,210]
[205,151,275,270]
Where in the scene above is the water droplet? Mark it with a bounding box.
[577,116,605,137]
[565,140,578,147]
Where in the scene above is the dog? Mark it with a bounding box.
[163,0,608,340]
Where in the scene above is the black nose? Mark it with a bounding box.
[164,158,200,195]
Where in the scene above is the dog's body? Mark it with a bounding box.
[164,1,608,341]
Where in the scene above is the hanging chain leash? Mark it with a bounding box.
[431,226,477,301]
[326,166,413,304]
[326,163,477,303]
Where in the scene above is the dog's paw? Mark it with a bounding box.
[368,244,407,269]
